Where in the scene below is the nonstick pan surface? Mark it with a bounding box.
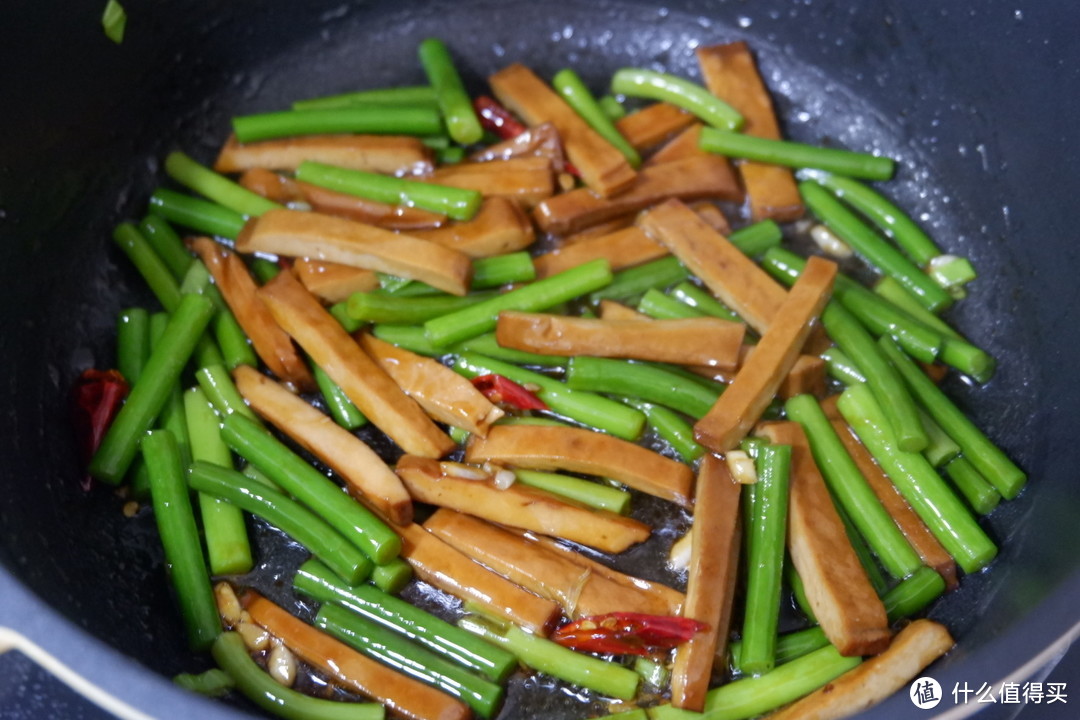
[2,1,1079,718]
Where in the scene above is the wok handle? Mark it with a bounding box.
[0,569,154,720]
[0,627,154,720]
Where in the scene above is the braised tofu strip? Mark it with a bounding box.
[821,397,959,589]
[696,42,805,222]
[397,522,561,635]
[766,620,955,720]
[489,63,637,197]
[669,455,742,711]
[257,270,456,458]
[190,237,314,390]
[291,258,380,304]
[360,334,504,437]
[495,312,745,367]
[424,510,677,618]
[534,155,741,235]
[464,425,694,507]
[234,366,413,526]
[411,196,535,258]
[757,421,891,657]
[430,156,555,208]
[239,208,473,295]
[396,455,651,554]
[639,198,789,335]
[614,102,697,151]
[215,133,434,175]
[518,531,685,616]
[695,255,836,452]
[244,591,472,720]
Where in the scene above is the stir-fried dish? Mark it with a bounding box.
[74,35,1024,720]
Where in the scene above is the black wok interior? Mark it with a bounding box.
[2,1,1079,718]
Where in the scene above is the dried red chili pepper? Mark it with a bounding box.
[473,96,528,140]
[470,374,549,411]
[472,96,580,179]
[552,612,707,657]
[72,369,129,490]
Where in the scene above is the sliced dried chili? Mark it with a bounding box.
[72,368,129,490]
[473,95,528,140]
[552,612,707,657]
[470,374,549,411]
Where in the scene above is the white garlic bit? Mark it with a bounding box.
[810,223,853,259]
[493,469,517,489]
[213,582,242,627]
[668,531,693,572]
[440,461,490,481]
[237,620,271,651]
[268,639,297,688]
[726,450,759,485]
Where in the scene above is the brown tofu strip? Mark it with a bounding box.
[430,156,555,209]
[468,122,566,169]
[688,200,733,235]
[687,344,752,384]
[233,365,413,526]
[292,259,379,304]
[495,311,745,368]
[244,592,471,720]
[694,256,836,452]
[464,425,694,507]
[257,271,455,458]
[534,155,741,236]
[614,102,697,151]
[670,454,742,711]
[296,180,448,230]
[214,133,434,176]
[757,421,890,657]
[697,42,804,223]
[821,406,959,590]
[518,531,685,616]
[594,302,817,395]
[239,168,448,231]
[688,347,825,399]
[819,394,842,418]
[424,509,591,612]
[533,226,666,279]
[766,619,955,720]
[411,196,535,258]
[643,123,708,168]
[425,510,677,618]
[561,216,637,244]
[189,237,314,391]
[398,522,560,635]
[779,354,828,399]
[359,334,504,437]
[534,202,728,279]
[238,167,302,203]
[489,63,636,197]
[638,198,787,335]
[238,209,473,296]
[396,456,650,554]
[738,162,806,223]
[598,300,648,321]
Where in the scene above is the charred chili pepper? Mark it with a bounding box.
[72,369,130,489]
[473,95,528,140]
[552,612,707,657]
[471,373,549,411]
[472,96,581,178]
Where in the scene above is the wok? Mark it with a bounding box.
[1,0,1078,718]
